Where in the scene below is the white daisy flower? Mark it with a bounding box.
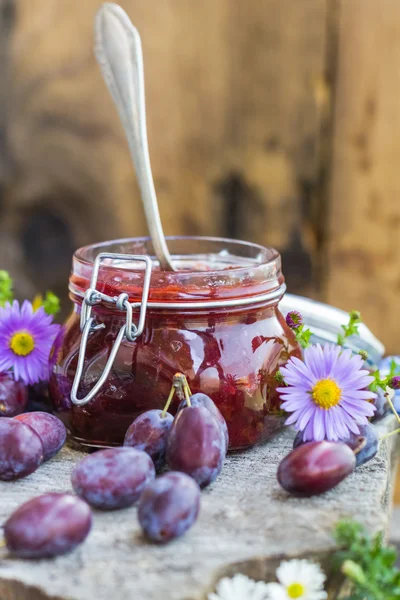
[209,573,270,600]
[265,560,327,600]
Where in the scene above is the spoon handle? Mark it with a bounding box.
[95,3,175,271]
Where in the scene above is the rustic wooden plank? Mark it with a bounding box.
[0,0,14,187]
[4,0,145,303]
[325,0,400,353]
[0,415,397,600]
[1,0,329,306]
[0,0,15,286]
[214,0,330,297]
[390,506,400,569]
[395,469,400,504]
[3,0,231,302]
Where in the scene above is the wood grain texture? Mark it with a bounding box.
[210,0,330,297]
[0,415,397,600]
[0,0,14,196]
[395,465,400,504]
[1,0,329,306]
[326,0,400,353]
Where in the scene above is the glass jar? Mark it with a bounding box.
[49,237,300,450]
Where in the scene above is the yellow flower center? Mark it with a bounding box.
[287,583,305,598]
[10,332,35,356]
[312,378,341,409]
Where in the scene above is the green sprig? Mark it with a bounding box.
[369,359,399,393]
[274,370,286,385]
[0,271,61,317]
[337,310,362,346]
[0,270,13,307]
[293,325,312,349]
[33,291,61,316]
[42,291,61,316]
[333,521,400,599]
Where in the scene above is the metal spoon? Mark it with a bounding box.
[94,3,175,271]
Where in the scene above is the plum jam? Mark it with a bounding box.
[49,237,300,450]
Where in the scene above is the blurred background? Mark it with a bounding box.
[1,0,399,352]
[0,0,400,524]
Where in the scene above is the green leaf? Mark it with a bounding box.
[42,291,61,316]
[333,521,400,599]
[389,359,400,377]
[295,325,312,349]
[342,560,367,585]
[0,270,14,307]
[274,370,286,385]
[337,310,362,346]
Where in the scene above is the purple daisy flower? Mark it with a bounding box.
[0,300,60,385]
[277,344,376,442]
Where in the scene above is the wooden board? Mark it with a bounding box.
[1,0,329,309]
[0,415,397,600]
[390,506,400,567]
[326,0,400,354]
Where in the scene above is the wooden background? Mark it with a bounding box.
[0,0,399,356]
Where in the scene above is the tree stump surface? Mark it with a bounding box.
[0,415,397,600]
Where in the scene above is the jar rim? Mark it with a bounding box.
[71,236,285,305]
[74,235,279,269]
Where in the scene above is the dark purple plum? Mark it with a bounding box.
[293,430,365,452]
[293,431,306,450]
[293,423,379,468]
[124,409,174,469]
[71,447,155,510]
[343,424,379,467]
[278,441,356,496]
[4,493,92,558]
[372,388,389,420]
[166,405,225,488]
[0,418,43,480]
[0,373,28,417]
[15,412,66,461]
[27,381,52,413]
[138,472,200,543]
[178,393,229,451]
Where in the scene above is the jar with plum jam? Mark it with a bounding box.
[49,237,300,450]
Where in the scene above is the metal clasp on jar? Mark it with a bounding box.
[71,252,152,407]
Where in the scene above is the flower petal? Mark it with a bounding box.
[0,300,57,385]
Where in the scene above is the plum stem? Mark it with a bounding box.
[172,372,192,406]
[379,427,400,441]
[184,383,191,407]
[161,372,193,416]
[378,392,400,442]
[378,391,400,441]
[385,390,400,426]
[184,378,192,396]
[161,386,175,418]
